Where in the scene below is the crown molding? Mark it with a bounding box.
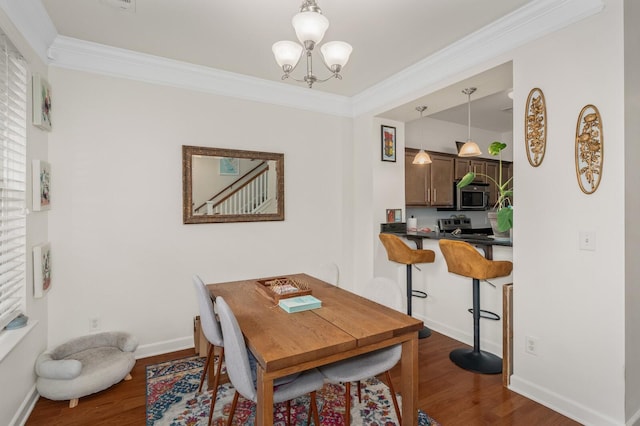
[1,0,604,119]
[48,36,353,117]
[351,0,605,117]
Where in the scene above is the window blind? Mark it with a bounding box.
[0,33,27,331]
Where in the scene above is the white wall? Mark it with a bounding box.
[46,68,352,355]
[509,1,626,424]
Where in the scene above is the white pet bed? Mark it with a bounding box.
[35,331,138,408]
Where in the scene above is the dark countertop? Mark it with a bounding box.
[401,230,512,248]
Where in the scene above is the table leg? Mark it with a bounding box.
[256,365,274,426]
[401,333,419,425]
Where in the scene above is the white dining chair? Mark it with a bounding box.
[318,276,403,425]
[192,275,225,426]
[308,262,340,286]
[216,296,325,426]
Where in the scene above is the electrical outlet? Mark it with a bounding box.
[89,317,101,332]
[525,335,538,356]
[579,231,596,251]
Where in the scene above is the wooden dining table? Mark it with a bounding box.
[207,273,423,425]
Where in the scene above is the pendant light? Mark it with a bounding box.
[412,106,432,165]
[458,87,482,157]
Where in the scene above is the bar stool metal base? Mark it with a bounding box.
[449,348,502,374]
[418,327,431,339]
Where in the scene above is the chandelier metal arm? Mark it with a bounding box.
[279,48,342,88]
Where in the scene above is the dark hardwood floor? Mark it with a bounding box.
[26,331,580,425]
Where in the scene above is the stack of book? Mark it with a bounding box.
[278,295,322,313]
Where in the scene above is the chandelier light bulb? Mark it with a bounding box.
[292,11,329,46]
[320,41,352,71]
[272,41,303,70]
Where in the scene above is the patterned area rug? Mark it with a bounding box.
[146,355,440,426]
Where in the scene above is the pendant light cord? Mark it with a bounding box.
[467,91,471,141]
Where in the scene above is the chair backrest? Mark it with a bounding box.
[216,296,258,402]
[309,262,339,286]
[367,277,403,312]
[438,239,513,280]
[192,275,224,347]
[379,233,435,265]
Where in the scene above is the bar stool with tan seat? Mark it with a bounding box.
[379,233,435,339]
[439,239,513,374]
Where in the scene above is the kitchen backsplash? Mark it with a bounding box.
[405,208,491,231]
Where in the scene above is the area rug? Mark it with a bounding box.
[146,355,440,426]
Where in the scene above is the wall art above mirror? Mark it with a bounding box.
[182,146,284,224]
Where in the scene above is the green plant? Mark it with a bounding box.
[457,141,513,232]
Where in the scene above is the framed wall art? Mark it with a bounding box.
[219,157,239,175]
[575,104,603,194]
[33,243,51,298]
[381,125,396,162]
[32,160,51,211]
[386,208,402,223]
[32,74,52,131]
[525,88,547,167]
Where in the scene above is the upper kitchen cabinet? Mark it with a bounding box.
[405,149,455,207]
[485,160,500,206]
[486,159,513,206]
[455,158,486,182]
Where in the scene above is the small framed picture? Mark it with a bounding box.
[33,243,51,298]
[32,74,52,131]
[219,157,239,175]
[386,209,403,223]
[32,160,51,211]
[381,125,396,162]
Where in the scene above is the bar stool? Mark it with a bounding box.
[379,233,435,339]
[439,239,512,374]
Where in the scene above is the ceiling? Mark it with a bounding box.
[381,61,514,132]
[39,0,527,129]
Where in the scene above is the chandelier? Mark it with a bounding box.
[272,0,352,88]
[458,87,482,157]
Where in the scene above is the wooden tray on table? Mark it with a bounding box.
[255,276,312,303]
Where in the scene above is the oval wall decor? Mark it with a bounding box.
[524,88,547,167]
[575,104,603,194]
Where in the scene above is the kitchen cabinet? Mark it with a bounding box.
[485,160,499,207]
[405,149,455,207]
[485,159,513,207]
[455,159,486,182]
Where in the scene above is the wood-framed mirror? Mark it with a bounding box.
[182,146,285,224]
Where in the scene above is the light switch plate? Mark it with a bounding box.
[579,231,596,251]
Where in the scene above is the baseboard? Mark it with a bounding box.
[509,375,620,426]
[134,336,195,359]
[10,385,38,426]
[422,315,502,357]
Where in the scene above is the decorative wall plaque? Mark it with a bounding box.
[525,88,547,167]
[575,104,603,194]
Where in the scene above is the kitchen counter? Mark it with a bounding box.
[382,229,511,259]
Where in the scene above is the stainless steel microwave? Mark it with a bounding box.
[455,182,489,210]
